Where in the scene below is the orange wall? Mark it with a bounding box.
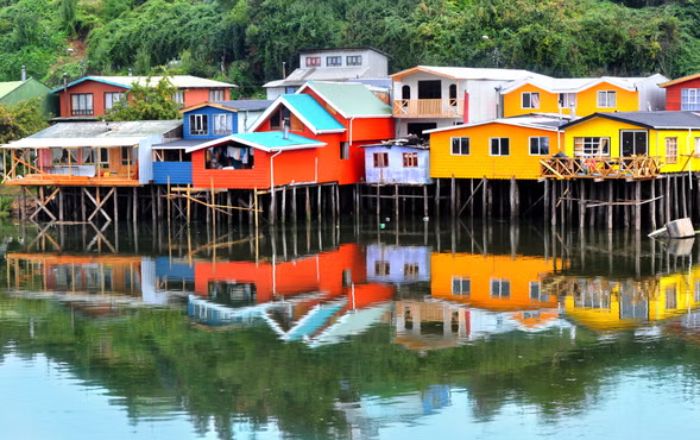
[430,252,558,311]
[429,122,563,180]
[503,84,559,118]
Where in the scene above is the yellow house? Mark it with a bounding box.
[426,115,566,180]
[561,111,700,174]
[501,75,667,118]
[430,252,559,311]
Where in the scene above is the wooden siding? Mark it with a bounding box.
[183,106,238,140]
[364,146,431,184]
[153,162,193,185]
[664,78,700,111]
[56,80,129,118]
[429,122,563,180]
[503,83,559,117]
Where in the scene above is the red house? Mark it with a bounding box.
[660,73,700,111]
[185,81,394,189]
[53,75,237,119]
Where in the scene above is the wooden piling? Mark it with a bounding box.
[292,186,297,224]
[423,185,428,219]
[607,181,613,230]
[650,179,656,231]
[450,177,456,218]
[434,179,441,217]
[281,185,287,225]
[305,186,311,223]
[579,180,586,230]
[635,180,641,231]
[509,177,519,219]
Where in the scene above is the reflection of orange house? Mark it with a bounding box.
[6,253,142,296]
[430,253,558,311]
[193,243,367,303]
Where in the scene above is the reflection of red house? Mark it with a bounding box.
[193,243,367,303]
[186,81,394,189]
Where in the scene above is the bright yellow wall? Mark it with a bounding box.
[430,252,558,311]
[503,84,559,118]
[563,117,700,173]
[430,122,563,180]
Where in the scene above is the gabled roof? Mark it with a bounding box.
[0,80,26,98]
[499,75,660,95]
[298,81,392,118]
[423,115,567,134]
[391,65,545,82]
[185,131,325,154]
[561,111,700,130]
[181,99,273,114]
[659,73,700,88]
[264,67,372,88]
[51,75,237,93]
[249,94,345,134]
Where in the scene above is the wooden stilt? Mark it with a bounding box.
[317,185,322,224]
[394,184,399,222]
[544,179,549,224]
[650,180,656,231]
[81,188,86,221]
[114,188,119,225]
[281,185,287,225]
[635,180,641,231]
[132,187,137,225]
[665,177,672,221]
[579,180,586,230]
[423,185,428,219]
[58,188,64,222]
[551,180,557,226]
[509,177,519,219]
[681,174,688,218]
[673,175,680,219]
[375,184,380,223]
[434,179,440,217]
[269,186,276,225]
[607,181,613,230]
[291,186,297,224]
[305,186,311,223]
[450,177,456,218]
[254,188,259,232]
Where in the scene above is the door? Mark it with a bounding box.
[621,130,648,157]
[418,80,442,99]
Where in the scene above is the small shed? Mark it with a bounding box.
[362,137,431,184]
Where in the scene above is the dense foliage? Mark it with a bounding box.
[0,0,699,95]
[0,98,48,143]
[104,77,180,121]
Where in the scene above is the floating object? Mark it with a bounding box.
[423,216,429,222]
[648,218,696,239]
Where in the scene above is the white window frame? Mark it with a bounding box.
[373,152,389,168]
[305,56,321,67]
[209,89,225,102]
[451,277,471,296]
[173,90,185,107]
[559,92,576,108]
[326,56,342,67]
[681,88,700,111]
[666,137,678,164]
[189,114,208,136]
[451,137,470,156]
[340,142,349,160]
[346,55,362,66]
[71,93,93,115]
[573,137,610,157]
[695,137,700,156]
[521,92,540,109]
[529,136,550,156]
[489,137,510,156]
[490,278,511,298]
[529,281,543,301]
[212,113,230,135]
[104,92,124,111]
[597,90,617,108]
[620,130,648,156]
[402,152,418,168]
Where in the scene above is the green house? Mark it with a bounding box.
[0,78,54,116]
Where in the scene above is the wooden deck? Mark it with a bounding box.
[540,156,660,180]
[3,175,141,187]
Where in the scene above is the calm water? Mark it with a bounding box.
[1,220,700,439]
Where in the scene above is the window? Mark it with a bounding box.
[373,152,389,168]
[666,137,678,164]
[681,88,700,111]
[346,55,362,66]
[597,90,616,108]
[695,280,700,303]
[452,277,470,296]
[375,261,390,276]
[621,131,648,156]
[189,114,208,136]
[695,137,700,156]
[529,137,550,155]
[173,90,184,107]
[451,137,469,155]
[490,279,510,298]
[573,137,610,157]
[559,93,576,108]
[404,264,419,278]
[326,56,342,66]
[521,92,540,109]
[97,148,109,168]
[209,89,225,102]
[71,93,93,116]
[449,84,458,107]
[666,286,677,309]
[490,138,510,156]
[339,142,350,160]
[529,282,546,301]
[213,114,231,135]
[403,152,418,168]
[104,92,124,111]
[305,56,321,67]
[121,147,132,166]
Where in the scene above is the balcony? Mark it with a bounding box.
[540,156,660,180]
[393,99,464,118]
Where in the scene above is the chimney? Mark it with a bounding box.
[283,118,290,139]
[20,65,26,81]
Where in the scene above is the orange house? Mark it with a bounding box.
[185,81,393,189]
[430,252,559,311]
[53,75,237,119]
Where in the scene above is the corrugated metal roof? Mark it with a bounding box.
[27,120,182,139]
[499,75,656,94]
[563,111,700,129]
[153,139,203,149]
[53,75,236,93]
[391,66,545,81]
[185,131,325,153]
[424,115,566,134]
[301,81,392,118]
[220,99,273,111]
[282,94,346,132]
[264,66,374,88]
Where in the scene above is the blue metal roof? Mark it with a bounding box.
[281,94,345,133]
[50,76,132,94]
[230,131,325,151]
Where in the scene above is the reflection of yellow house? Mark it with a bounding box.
[426,116,565,180]
[430,253,558,311]
[501,75,666,118]
[562,112,700,174]
[558,269,700,331]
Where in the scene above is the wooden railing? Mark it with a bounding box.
[540,156,660,180]
[393,99,464,118]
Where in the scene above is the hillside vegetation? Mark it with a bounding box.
[1,0,699,95]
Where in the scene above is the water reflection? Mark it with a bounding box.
[2,221,700,439]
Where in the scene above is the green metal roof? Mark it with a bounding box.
[304,81,392,118]
[281,94,345,133]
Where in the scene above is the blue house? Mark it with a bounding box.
[363,138,432,185]
[152,100,272,185]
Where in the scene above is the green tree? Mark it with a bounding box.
[59,0,77,36]
[0,97,48,143]
[105,77,180,121]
